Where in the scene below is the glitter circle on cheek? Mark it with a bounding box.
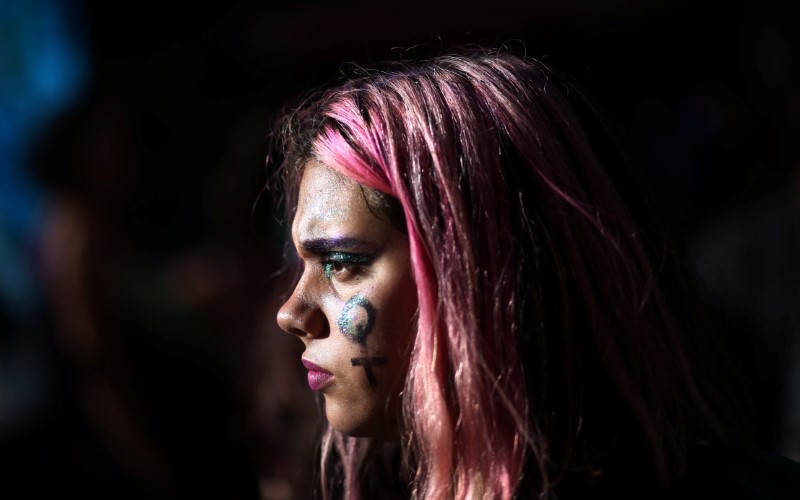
[336,294,376,346]
[347,307,369,329]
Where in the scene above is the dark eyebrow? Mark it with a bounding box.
[300,237,372,253]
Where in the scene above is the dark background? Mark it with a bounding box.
[1,0,797,498]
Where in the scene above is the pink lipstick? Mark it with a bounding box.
[302,359,333,391]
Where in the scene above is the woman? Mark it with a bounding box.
[270,50,752,499]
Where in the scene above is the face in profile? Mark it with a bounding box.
[277,162,417,438]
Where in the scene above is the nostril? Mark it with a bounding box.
[284,325,307,338]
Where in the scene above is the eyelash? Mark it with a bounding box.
[321,252,373,280]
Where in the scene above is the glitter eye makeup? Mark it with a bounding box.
[322,252,373,280]
[337,294,376,346]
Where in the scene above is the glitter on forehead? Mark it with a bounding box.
[315,207,347,221]
[292,162,359,242]
[337,294,376,346]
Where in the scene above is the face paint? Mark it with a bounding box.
[337,294,376,346]
[351,357,387,387]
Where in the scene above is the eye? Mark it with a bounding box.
[321,252,373,281]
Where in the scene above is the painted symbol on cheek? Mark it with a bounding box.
[351,357,387,387]
[337,294,376,347]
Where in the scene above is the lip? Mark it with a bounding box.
[302,358,334,391]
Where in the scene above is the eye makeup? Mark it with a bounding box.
[322,252,373,279]
[301,237,373,253]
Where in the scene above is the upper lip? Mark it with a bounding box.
[302,358,331,373]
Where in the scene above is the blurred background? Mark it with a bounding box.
[0,0,797,498]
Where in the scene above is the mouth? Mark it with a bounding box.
[302,358,334,391]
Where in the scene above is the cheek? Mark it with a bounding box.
[365,286,417,387]
[379,275,418,351]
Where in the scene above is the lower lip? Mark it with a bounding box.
[307,371,333,391]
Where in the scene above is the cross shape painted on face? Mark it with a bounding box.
[350,357,388,387]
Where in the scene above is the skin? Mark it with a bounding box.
[277,162,417,438]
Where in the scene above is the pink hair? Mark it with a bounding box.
[273,50,735,499]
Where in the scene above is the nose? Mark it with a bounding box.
[276,277,326,339]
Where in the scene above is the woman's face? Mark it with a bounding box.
[277,162,417,438]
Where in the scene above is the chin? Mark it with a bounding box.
[325,401,396,439]
[326,406,376,437]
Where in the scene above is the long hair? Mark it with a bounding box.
[271,49,740,499]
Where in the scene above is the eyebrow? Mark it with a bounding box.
[299,237,373,253]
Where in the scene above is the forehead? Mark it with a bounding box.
[292,162,375,241]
